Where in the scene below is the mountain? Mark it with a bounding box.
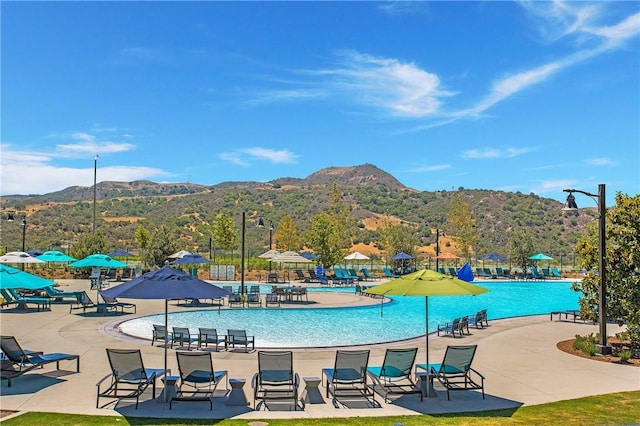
[0,164,594,260]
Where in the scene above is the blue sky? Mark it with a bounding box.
[2,1,639,205]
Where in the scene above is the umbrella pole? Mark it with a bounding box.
[425,296,437,398]
[164,299,168,403]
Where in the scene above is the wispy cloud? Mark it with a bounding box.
[246,89,327,106]
[461,147,533,159]
[219,147,299,167]
[56,132,134,157]
[586,157,615,166]
[405,164,451,173]
[530,179,577,195]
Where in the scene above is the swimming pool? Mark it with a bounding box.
[118,280,580,348]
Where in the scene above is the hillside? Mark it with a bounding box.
[0,164,595,262]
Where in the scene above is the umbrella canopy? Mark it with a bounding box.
[0,264,54,290]
[364,269,488,395]
[0,251,46,264]
[457,263,475,282]
[529,253,553,261]
[344,251,370,261]
[271,251,311,264]
[69,254,127,269]
[27,249,44,257]
[100,265,231,402]
[107,248,133,258]
[392,252,413,260]
[481,253,506,262]
[299,251,318,260]
[168,250,192,259]
[258,249,280,259]
[169,253,211,265]
[434,252,460,260]
[37,251,77,263]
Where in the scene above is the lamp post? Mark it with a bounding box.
[240,211,246,296]
[562,183,611,355]
[257,217,275,273]
[435,228,441,273]
[93,154,99,234]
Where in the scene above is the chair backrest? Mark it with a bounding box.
[439,345,477,374]
[173,327,190,340]
[176,351,214,384]
[198,328,219,342]
[308,270,318,279]
[249,285,260,294]
[258,350,293,383]
[0,336,27,363]
[228,329,248,341]
[78,291,94,305]
[153,324,168,340]
[106,348,147,382]
[1,289,16,303]
[380,348,417,378]
[295,269,305,279]
[331,349,369,383]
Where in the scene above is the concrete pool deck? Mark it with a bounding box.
[0,278,637,421]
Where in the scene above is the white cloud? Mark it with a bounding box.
[530,179,577,195]
[461,147,533,159]
[586,157,615,166]
[219,147,299,167]
[405,164,451,173]
[246,89,327,106]
[55,132,135,157]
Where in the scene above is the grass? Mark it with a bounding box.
[3,391,640,426]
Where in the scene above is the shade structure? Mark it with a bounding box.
[434,252,459,260]
[167,250,191,259]
[0,264,54,290]
[344,251,370,261]
[100,265,231,402]
[270,251,311,264]
[37,251,77,263]
[258,249,280,259]
[69,254,127,269]
[529,253,553,261]
[107,248,133,258]
[481,253,506,262]
[364,269,488,396]
[169,253,211,265]
[392,252,413,260]
[0,252,45,264]
[299,251,318,260]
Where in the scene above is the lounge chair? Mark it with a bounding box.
[104,268,117,282]
[495,267,511,279]
[366,347,422,403]
[120,268,132,281]
[360,268,379,281]
[252,350,300,410]
[1,289,51,311]
[197,328,226,351]
[474,268,486,278]
[228,293,244,308]
[43,286,79,303]
[290,286,308,302]
[448,267,457,277]
[0,335,80,387]
[541,268,552,279]
[151,324,172,346]
[467,310,485,329]
[170,351,228,410]
[265,292,281,307]
[347,269,363,281]
[96,348,166,409]
[227,329,255,352]
[101,295,136,314]
[294,269,310,283]
[89,268,104,289]
[421,345,485,400]
[383,267,399,279]
[246,292,262,307]
[171,327,197,349]
[483,268,496,279]
[437,317,463,337]
[322,349,374,406]
[551,268,563,279]
[530,267,545,280]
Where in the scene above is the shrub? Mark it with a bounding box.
[573,333,598,357]
[619,349,631,363]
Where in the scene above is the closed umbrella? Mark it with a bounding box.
[364,269,488,397]
[100,265,231,402]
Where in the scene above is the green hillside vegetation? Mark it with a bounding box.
[0,164,595,266]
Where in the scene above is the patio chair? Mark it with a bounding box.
[366,347,421,403]
[467,310,485,329]
[294,269,310,283]
[89,268,103,289]
[43,286,79,303]
[70,290,116,314]
[265,292,281,307]
[428,345,485,400]
[448,267,457,277]
[227,329,255,352]
[360,268,380,281]
[437,317,463,337]
[0,335,79,387]
[2,289,51,311]
[438,267,446,275]
[322,349,374,406]
[197,328,226,351]
[151,324,172,346]
[171,327,198,350]
[383,267,399,279]
[347,269,363,281]
[291,286,308,302]
[252,350,300,410]
[96,348,166,409]
[228,293,244,308]
[170,351,228,410]
[551,268,563,278]
[246,292,262,307]
[101,295,136,314]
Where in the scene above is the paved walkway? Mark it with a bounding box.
[0,279,637,421]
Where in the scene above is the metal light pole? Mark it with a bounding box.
[21,218,26,253]
[435,228,440,273]
[93,154,99,233]
[240,211,246,296]
[563,184,611,355]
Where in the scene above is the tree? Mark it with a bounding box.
[69,230,108,259]
[378,217,418,265]
[134,225,150,266]
[275,213,300,251]
[509,228,535,273]
[447,192,477,260]
[142,225,178,268]
[573,192,640,341]
[211,212,238,255]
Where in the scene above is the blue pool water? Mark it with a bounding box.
[118,280,580,348]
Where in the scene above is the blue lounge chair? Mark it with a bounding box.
[417,345,485,400]
[367,348,421,403]
[448,267,457,277]
[2,289,51,311]
[43,286,79,303]
[383,267,399,279]
[0,335,79,387]
[322,349,374,406]
[551,268,563,278]
[170,351,228,410]
[151,324,172,346]
[360,268,380,281]
[437,317,464,338]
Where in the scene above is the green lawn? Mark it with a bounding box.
[3,391,640,426]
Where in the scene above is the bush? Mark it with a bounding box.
[574,333,598,357]
[619,349,631,363]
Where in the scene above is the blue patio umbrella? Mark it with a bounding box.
[37,251,77,263]
[100,265,231,402]
[392,252,413,260]
[299,251,318,260]
[169,253,211,265]
[107,248,133,258]
[26,249,44,257]
[0,264,54,290]
[481,253,506,262]
[69,254,128,269]
[529,253,553,261]
[457,262,475,282]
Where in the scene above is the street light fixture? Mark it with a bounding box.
[562,183,611,355]
[93,154,99,234]
[240,211,246,297]
[257,217,275,273]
